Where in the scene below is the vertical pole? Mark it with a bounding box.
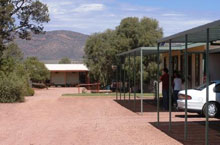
[140,49,143,113]
[120,57,122,100]
[205,28,210,145]
[64,72,67,86]
[129,54,131,100]
[123,56,126,100]
[169,39,172,132]
[184,34,188,140]
[157,43,160,126]
[134,52,136,112]
[116,63,118,100]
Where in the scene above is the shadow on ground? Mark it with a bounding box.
[150,120,220,145]
[114,98,179,113]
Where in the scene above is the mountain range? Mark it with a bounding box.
[15,30,88,62]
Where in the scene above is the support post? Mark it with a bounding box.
[120,57,122,100]
[184,34,188,140]
[157,43,160,126]
[169,39,172,132]
[134,52,136,112]
[205,28,210,145]
[123,56,126,100]
[64,72,67,87]
[140,49,143,113]
[129,54,131,100]
[116,63,118,100]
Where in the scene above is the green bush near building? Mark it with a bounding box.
[0,73,25,103]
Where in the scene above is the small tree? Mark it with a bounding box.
[59,57,71,64]
[24,57,49,83]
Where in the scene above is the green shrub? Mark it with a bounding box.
[0,73,25,103]
[24,57,50,83]
[25,87,35,96]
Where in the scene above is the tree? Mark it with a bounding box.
[0,0,50,57]
[24,57,49,82]
[84,17,163,87]
[84,29,119,86]
[2,43,23,61]
[59,57,71,64]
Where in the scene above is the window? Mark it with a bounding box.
[214,84,220,93]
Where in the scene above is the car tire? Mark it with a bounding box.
[203,102,219,118]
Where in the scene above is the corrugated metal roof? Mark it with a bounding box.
[158,19,220,43]
[45,64,89,71]
[117,43,205,56]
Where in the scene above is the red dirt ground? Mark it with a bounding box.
[0,88,219,145]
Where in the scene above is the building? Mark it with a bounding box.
[162,43,220,88]
[45,64,89,86]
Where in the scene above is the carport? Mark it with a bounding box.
[116,44,202,112]
[116,19,220,145]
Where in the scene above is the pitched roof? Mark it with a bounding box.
[158,19,220,43]
[45,64,89,71]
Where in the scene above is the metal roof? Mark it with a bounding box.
[45,64,89,71]
[117,43,205,56]
[158,19,220,43]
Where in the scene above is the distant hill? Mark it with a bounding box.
[15,30,88,61]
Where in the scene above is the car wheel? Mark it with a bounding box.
[203,102,219,118]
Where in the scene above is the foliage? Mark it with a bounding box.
[25,87,35,96]
[59,57,71,64]
[0,44,36,103]
[84,17,163,86]
[0,0,50,57]
[0,0,50,43]
[0,72,25,103]
[2,43,24,61]
[84,29,119,86]
[24,57,49,82]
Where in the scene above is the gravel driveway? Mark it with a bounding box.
[0,88,215,145]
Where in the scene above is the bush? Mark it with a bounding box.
[24,57,50,83]
[0,73,25,103]
[26,88,35,96]
[25,87,35,96]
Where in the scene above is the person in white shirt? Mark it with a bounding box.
[173,72,182,106]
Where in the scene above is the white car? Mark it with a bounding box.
[177,80,220,117]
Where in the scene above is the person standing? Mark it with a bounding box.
[173,72,182,107]
[160,68,169,110]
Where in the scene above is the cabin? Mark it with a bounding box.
[45,64,89,87]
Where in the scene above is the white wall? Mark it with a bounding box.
[50,72,79,85]
[51,72,65,84]
[66,72,79,85]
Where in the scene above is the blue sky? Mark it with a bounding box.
[41,0,220,36]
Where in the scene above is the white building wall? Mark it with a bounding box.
[51,72,65,84]
[66,72,79,85]
[50,72,80,85]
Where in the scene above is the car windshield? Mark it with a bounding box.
[195,82,214,90]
